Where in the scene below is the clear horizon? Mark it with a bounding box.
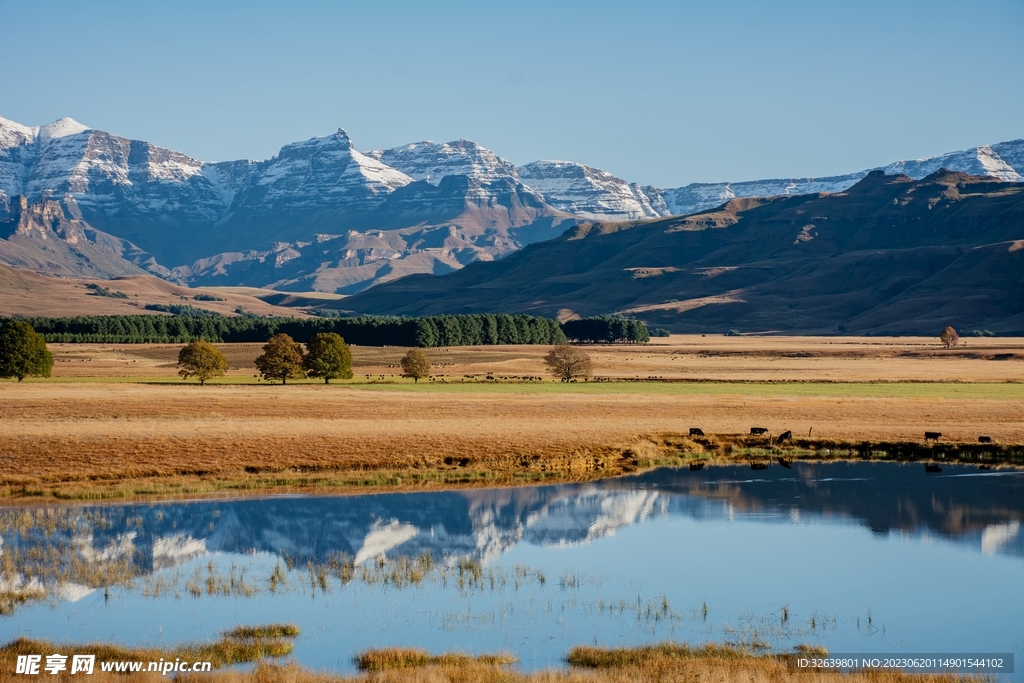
[2,0,1022,187]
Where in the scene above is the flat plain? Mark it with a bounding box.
[1,335,1021,502]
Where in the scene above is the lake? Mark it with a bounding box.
[1,461,1021,675]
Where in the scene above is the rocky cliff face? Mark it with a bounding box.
[0,194,152,278]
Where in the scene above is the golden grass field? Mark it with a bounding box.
[1,336,1021,502]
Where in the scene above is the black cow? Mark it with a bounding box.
[750,463,769,470]
[776,430,792,444]
[689,462,705,471]
[689,428,705,436]
[978,435,993,443]
[924,431,941,441]
[750,427,769,435]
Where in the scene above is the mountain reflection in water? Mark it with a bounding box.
[4,462,1021,577]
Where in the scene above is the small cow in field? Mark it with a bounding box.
[750,427,769,435]
[925,464,942,473]
[689,428,705,436]
[978,435,993,443]
[689,462,705,471]
[924,431,941,442]
[776,430,792,444]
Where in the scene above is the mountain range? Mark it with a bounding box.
[2,114,1022,299]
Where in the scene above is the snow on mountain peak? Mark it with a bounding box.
[516,160,662,221]
[367,139,519,186]
[38,117,90,139]
[334,128,354,148]
[0,115,37,137]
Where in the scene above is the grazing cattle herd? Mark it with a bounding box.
[683,426,1000,474]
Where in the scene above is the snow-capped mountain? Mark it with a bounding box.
[230,128,412,214]
[0,117,573,289]
[366,139,519,187]
[516,160,663,221]
[1,113,1021,293]
[639,141,1024,218]
[369,137,1024,222]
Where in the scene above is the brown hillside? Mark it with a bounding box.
[0,264,307,318]
[342,171,1024,335]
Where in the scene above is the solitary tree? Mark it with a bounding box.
[939,326,960,349]
[543,342,592,381]
[255,333,305,384]
[304,332,353,384]
[400,348,431,383]
[177,339,228,385]
[0,321,54,382]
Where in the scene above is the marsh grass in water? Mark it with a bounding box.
[0,623,299,669]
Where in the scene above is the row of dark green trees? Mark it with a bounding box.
[2,313,650,346]
[562,316,650,344]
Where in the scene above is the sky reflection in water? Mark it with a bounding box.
[1,462,1021,674]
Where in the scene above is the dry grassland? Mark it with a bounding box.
[38,334,1024,382]
[1,336,1021,502]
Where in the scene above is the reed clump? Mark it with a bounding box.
[224,625,301,640]
[355,648,515,672]
[566,641,750,668]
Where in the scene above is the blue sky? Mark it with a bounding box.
[2,0,1021,186]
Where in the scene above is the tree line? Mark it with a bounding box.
[562,316,650,344]
[1,313,648,346]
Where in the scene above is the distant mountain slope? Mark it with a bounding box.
[0,263,306,318]
[368,135,1024,221]
[641,141,1024,218]
[341,171,1024,335]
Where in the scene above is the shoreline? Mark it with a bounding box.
[2,433,1020,506]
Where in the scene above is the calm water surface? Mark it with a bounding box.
[1,462,1022,675]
